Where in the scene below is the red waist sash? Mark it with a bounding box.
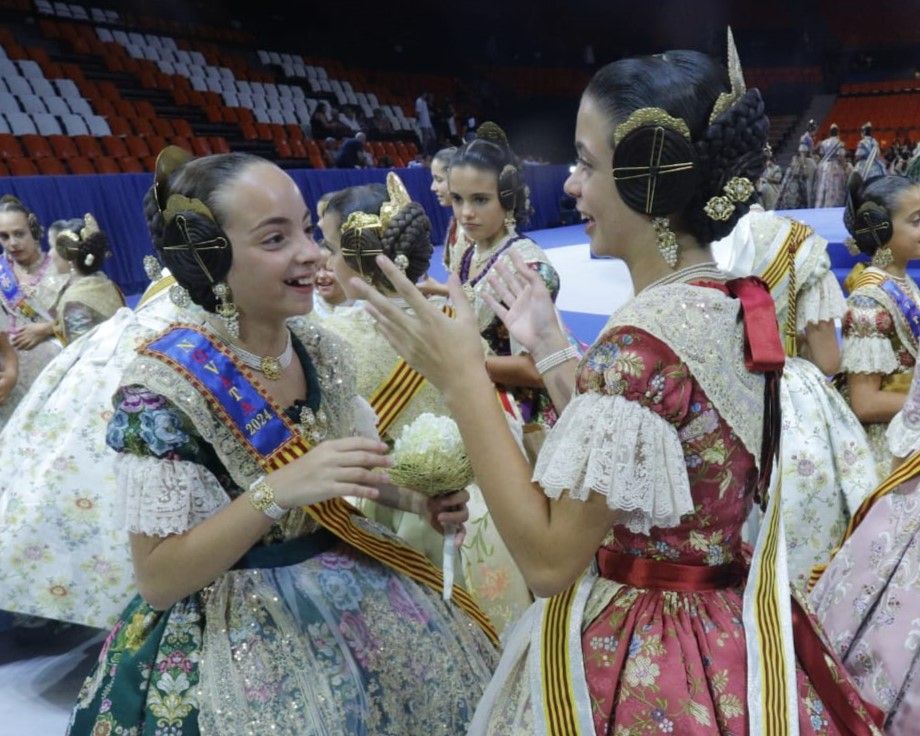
[597,548,745,592]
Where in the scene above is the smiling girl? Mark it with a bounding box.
[66,148,497,736]
[842,173,920,470]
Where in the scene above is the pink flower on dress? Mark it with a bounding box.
[157,650,193,674]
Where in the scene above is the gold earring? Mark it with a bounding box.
[212,282,239,338]
[872,246,893,268]
[651,217,679,268]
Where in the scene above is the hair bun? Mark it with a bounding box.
[613,125,700,216]
[844,172,894,252]
[475,121,510,151]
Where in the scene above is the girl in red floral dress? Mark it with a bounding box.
[352,38,883,736]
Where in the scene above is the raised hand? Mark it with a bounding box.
[482,249,568,359]
[349,255,487,395]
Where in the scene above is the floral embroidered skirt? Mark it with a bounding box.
[67,541,497,736]
[811,478,920,734]
[473,575,878,735]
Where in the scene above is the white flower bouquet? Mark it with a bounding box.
[388,413,473,600]
[388,413,474,496]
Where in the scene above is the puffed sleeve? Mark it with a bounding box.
[795,251,847,332]
[841,293,900,375]
[106,385,230,536]
[533,326,693,534]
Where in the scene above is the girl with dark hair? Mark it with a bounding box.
[448,123,564,438]
[67,149,496,736]
[814,123,849,207]
[841,173,920,470]
[0,195,66,423]
[777,119,818,208]
[318,174,531,634]
[351,34,883,735]
[47,213,125,346]
[428,146,469,275]
[812,358,920,735]
[856,122,886,179]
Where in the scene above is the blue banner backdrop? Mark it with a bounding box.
[0,164,570,295]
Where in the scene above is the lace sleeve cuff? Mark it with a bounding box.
[116,454,231,537]
[533,392,692,535]
[796,269,847,332]
[841,336,899,375]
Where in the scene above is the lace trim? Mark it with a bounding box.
[117,453,230,536]
[796,263,846,332]
[604,283,765,465]
[841,335,899,375]
[534,393,692,534]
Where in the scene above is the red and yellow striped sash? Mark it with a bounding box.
[751,481,791,735]
[540,579,585,736]
[369,304,455,437]
[809,447,920,591]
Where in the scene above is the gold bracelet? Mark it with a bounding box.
[248,476,286,520]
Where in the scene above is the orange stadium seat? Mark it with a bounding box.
[8,158,38,176]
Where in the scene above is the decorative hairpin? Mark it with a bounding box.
[709,27,747,124]
[612,107,691,147]
[703,176,755,221]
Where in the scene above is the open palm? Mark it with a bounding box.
[482,249,565,356]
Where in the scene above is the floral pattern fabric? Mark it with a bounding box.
[476,297,880,735]
[811,476,920,734]
[0,294,184,627]
[68,343,497,734]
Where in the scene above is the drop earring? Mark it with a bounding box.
[871,246,893,268]
[651,217,679,268]
[212,282,239,339]
[169,283,191,308]
[504,211,516,233]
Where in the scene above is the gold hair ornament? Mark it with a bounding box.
[709,27,747,124]
[378,171,413,232]
[611,108,696,215]
[703,176,755,221]
[612,108,691,148]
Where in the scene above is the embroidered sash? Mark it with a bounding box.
[809,447,920,591]
[0,255,50,321]
[139,324,499,646]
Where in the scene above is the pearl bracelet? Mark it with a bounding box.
[534,345,580,375]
